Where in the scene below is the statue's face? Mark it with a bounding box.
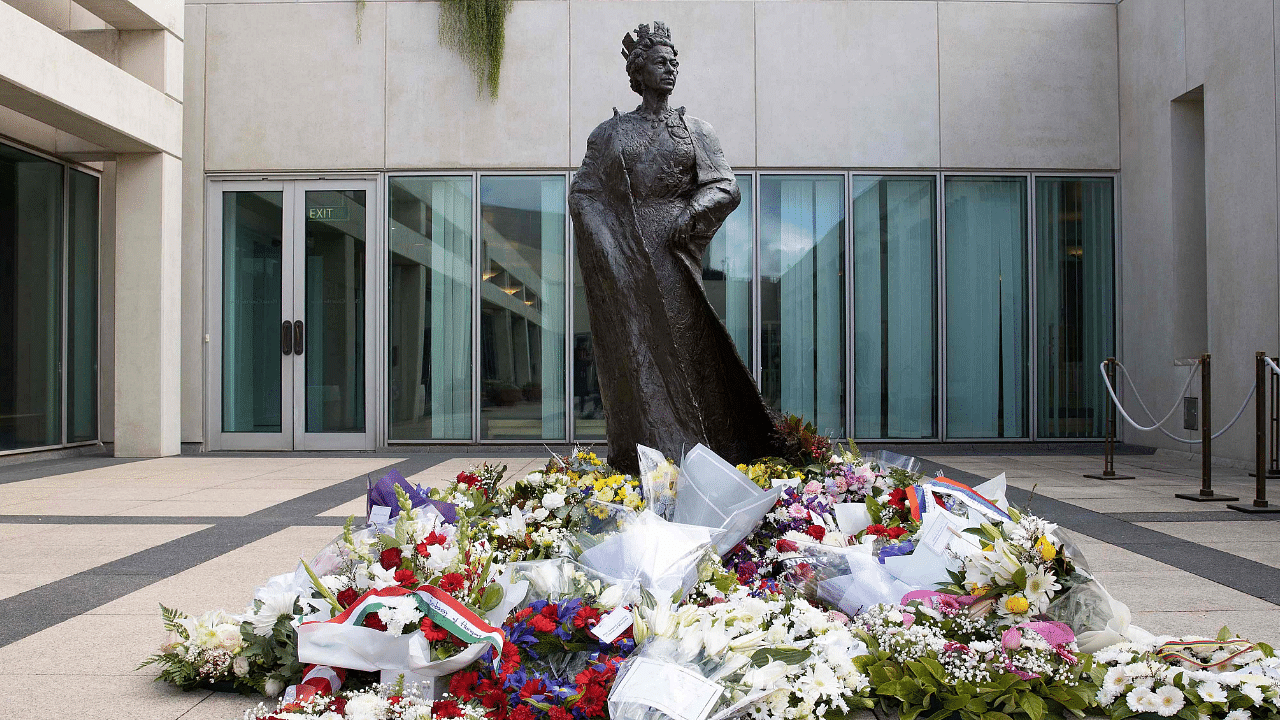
[640,45,679,94]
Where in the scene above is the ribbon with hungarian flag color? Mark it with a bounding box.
[292,584,504,698]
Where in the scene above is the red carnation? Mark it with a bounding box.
[415,541,432,558]
[548,708,574,720]
[433,700,464,719]
[540,604,560,619]
[501,639,521,676]
[886,525,909,540]
[449,671,480,701]
[394,568,418,587]
[379,547,403,570]
[519,678,545,699]
[805,524,826,541]
[362,612,387,631]
[388,696,402,705]
[776,538,800,553]
[512,706,538,720]
[864,524,889,537]
[887,487,908,509]
[439,573,466,593]
[335,587,358,608]
[573,605,601,629]
[457,472,481,487]
[512,607,534,622]
[529,613,557,633]
[421,617,449,642]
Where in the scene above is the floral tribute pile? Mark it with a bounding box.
[144,419,1280,720]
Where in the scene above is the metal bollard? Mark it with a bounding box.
[1177,353,1238,502]
[1230,353,1280,513]
[1085,357,1135,480]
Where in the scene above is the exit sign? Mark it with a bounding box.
[308,206,349,221]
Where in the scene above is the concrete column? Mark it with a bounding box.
[114,151,182,456]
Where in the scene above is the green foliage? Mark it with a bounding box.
[439,0,514,99]
[855,648,1099,720]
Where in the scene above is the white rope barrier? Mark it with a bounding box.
[1266,356,1280,378]
[1100,360,1258,443]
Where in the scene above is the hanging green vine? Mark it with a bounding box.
[438,0,514,99]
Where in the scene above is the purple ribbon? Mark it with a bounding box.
[877,540,915,564]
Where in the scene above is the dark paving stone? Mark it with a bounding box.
[1107,511,1280,523]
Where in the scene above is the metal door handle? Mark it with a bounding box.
[293,320,305,355]
[281,321,293,355]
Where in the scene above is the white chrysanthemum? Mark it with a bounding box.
[1127,688,1157,713]
[1240,683,1265,705]
[1197,682,1227,703]
[1224,709,1251,720]
[1024,568,1061,601]
[1153,686,1185,717]
[1103,666,1129,693]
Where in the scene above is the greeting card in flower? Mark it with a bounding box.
[675,444,784,555]
[880,504,974,589]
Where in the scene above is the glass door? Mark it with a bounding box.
[209,179,376,451]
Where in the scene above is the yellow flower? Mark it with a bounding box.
[1003,595,1030,614]
[1036,536,1057,562]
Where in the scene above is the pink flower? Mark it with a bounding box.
[1001,627,1022,651]
[788,504,808,519]
[901,612,915,629]
[834,477,851,493]
[803,480,823,495]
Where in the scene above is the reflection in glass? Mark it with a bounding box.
[571,254,605,441]
[760,175,845,437]
[0,145,62,450]
[702,174,753,368]
[945,176,1028,438]
[388,177,473,440]
[222,190,283,433]
[480,176,566,440]
[852,176,936,438]
[67,170,99,442]
[304,190,366,433]
[1037,177,1114,438]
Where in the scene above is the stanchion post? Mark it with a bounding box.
[1086,357,1135,480]
[1250,357,1280,478]
[1178,353,1238,501]
[1230,352,1280,513]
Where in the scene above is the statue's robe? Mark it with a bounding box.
[569,107,781,473]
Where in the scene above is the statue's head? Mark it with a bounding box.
[622,22,679,96]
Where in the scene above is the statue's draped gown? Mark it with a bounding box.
[569,107,780,473]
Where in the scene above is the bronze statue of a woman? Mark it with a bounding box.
[569,22,782,473]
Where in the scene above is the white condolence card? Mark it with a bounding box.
[610,657,724,720]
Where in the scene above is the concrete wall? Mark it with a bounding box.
[182,0,1120,444]
[1117,0,1280,462]
[193,0,1119,173]
[1,0,184,455]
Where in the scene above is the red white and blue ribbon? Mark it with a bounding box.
[922,476,1011,522]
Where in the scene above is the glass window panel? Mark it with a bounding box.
[702,174,753,368]
[304,190,366,433]
[480,176,566,440]
[760,174,846,437]
[944,176,1029,438]
[852,175,937,439]
[1036,177,1115,439]
[222,190,284,433]
[388,177,474,441]
[571,253,605,441]
[67,169,98,443]
[0,145,63,450]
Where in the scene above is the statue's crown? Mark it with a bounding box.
[621,21,672,59]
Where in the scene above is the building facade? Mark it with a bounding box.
[2,0,1276,462]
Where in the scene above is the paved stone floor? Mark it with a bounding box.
[0,448,1276,719]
